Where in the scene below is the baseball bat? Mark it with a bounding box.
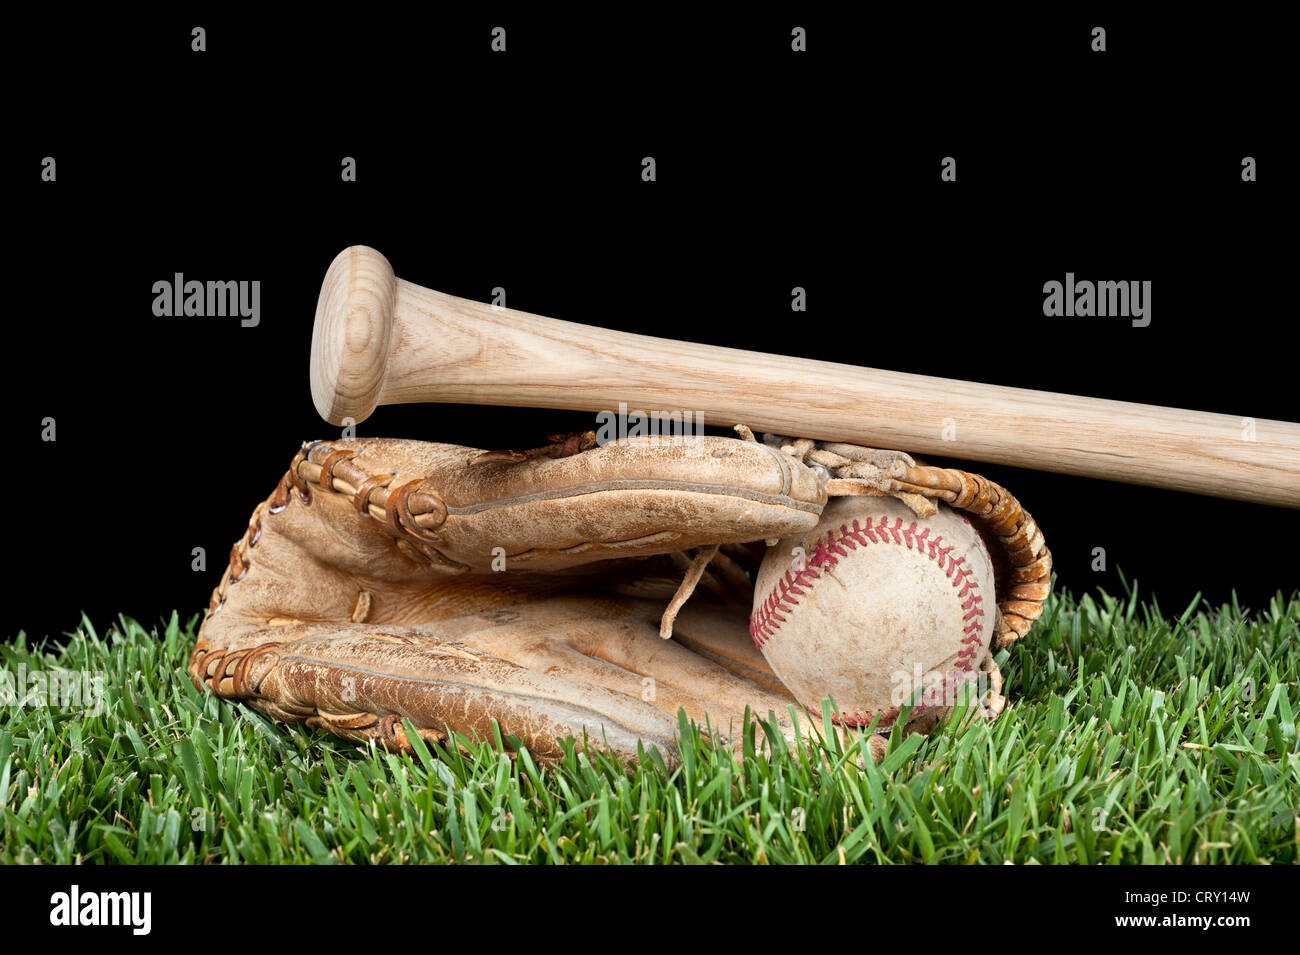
[310,246,1300,508]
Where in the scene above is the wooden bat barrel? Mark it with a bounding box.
[310,246,1300,508]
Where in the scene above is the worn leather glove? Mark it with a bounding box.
[189,432,1050,764]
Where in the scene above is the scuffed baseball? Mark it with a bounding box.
[750,495,997,732]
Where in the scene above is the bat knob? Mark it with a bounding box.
[311,245,398,426]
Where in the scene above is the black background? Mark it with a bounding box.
[8,9,1295,645]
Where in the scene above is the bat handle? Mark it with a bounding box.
[311,246,399,425]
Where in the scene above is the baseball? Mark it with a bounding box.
[750,494,998,731]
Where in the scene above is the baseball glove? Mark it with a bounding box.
[188,430,1051,764]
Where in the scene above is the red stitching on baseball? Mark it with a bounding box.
[749,513,988,729]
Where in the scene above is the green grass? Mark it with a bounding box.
[1,579,1297,864]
